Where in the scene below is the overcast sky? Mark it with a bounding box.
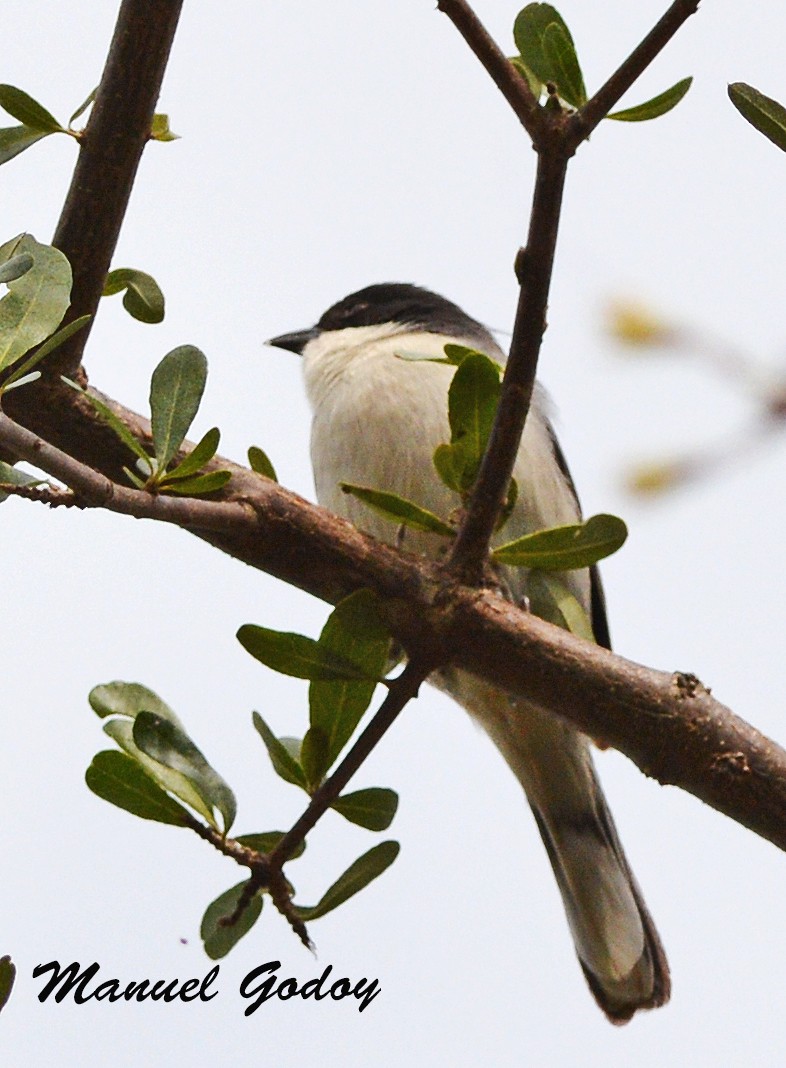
[4,1,786,1064]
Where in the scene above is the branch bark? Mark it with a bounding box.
[49,0,185,377]
[4,405,786,853]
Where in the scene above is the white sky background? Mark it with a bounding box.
[3,1,786,1064]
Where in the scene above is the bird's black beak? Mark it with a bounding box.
[266,326,320,355]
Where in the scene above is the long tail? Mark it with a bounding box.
[439,670,670,1023]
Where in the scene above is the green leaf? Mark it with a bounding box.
[0,85,64,133]
[201,882,263,960]
[493,513,628,570]
[150,114,179,142]
[300,725,331,791]
[728,82,786,153]
[85,750,191,826]
[0,235,72,374]
[0,252,33,284]
[0,956,16,1014]
[295,841,400,921]
[331,788,398,831]
[160,427,220,481]
[525,570,595,641]
[443,343,503,371]
[542,20,587,107]
[236,830,306,860]
[308,590,391,779]
[237,624,378,681]
[158,470,231,495]
[0,125,51,165]
[513,4,586,107]
[248,445,277,481]
[609,77,692,122]
[103,717,215,825]
[3,314,90,390]
[252,712,307,790]
[69,88,96,126]
[0,461,42,504]
[340,483,455,537]
[444,352,501,492]
[432,442,464,494]
[90,680,181,722]
[510,55,544,99]
[92,682,216,825]
[149,345,207,469]
[133,711,236,834]
[103,268,165,324]
[63,379,152,467]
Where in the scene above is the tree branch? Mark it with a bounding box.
[268,659,433,867]
[436,0,539,135]
[4,404,786,853]
[448,147,569,581]
[49,0,185,377]
[570,0,701,145]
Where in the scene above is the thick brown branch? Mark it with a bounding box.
[4,401,786,853]
[49,0,184,376]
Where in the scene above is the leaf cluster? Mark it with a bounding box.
[67,344,231,496]
[0,83,176,167]
[512,4,691,121]
[0,233,89,395]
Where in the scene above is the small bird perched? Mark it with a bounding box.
[269,282,669,1023]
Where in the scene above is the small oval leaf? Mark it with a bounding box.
[161,426,220,481]
[308,590,392,780]
[493,513,628,570]
[0,956,16,1014]
[0,125,51,166]
[525,570,595,641]
[133,711,236,834]
[609,77,693,122]
[513,4,586,108]
[85,750,191,826]
[248,445,278,481]
[89,680,183,725]
[295,841,400,921]
[0,85,64,133]
[237,625,377,681]
[0,252,33,284]
[103,267,165,324]
[728,82,786,153]
[201,883,263,960]
[236,830,306,859]
[0,234,72,374]
[150,345,207,469]
[159,469,231,496]
[331,787,399,831]
[252,712,308,790]
[340,483,455,537]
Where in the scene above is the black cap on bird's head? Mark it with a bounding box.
[268,282,494,355]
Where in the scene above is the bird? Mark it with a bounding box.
[268,282,669,1023]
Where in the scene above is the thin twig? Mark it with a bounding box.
[0,411,254,533]
[436,0,539,135]
[449,148,570,582]
[570,0,701,144]
[268,658,433,866]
